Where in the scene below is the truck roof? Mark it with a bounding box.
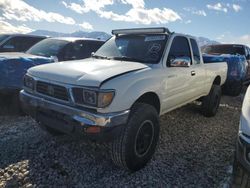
[111,27,197,41]
[50,37,105,42]
[206,44,249,48]
[112,27,171,35]
[0,34,47,38]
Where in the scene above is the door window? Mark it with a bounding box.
[190,39,201,64]
[2,36,44,52]
[167,36,192,66]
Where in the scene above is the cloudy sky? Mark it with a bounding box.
[0,0,249,45]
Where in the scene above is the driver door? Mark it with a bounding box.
[161,36,198,112]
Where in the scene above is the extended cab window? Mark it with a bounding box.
[167,36,191,66]
[190,39,201,64]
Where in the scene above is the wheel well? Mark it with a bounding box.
[213,76,221,85]
[135,92,160,114]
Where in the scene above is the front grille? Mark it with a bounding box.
[72,88,84,104]
[36,81,69,101]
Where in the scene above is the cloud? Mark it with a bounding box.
[193,10,207,16]
[185,20,192,24]
[232,4,242,12]
[0,0,76,25]
[207,3,228,13]
[183,8,207,16]
[120,0,144,8]
[62,0,113,14]
[0,18,33,34]
[206,3,242,13]
[62,0,181,25]
[79,22,93,30]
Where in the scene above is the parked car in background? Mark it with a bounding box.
[20,27,227,171]
[203,54,247,96]
[203,44,250,96]
[0,34,46,53]
[233,85,250,186]
[0,37,105,111]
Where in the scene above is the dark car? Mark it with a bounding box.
[0,37,105,110]
[0,34,46,53]
[203,44,250,95]
[203,54,247,96]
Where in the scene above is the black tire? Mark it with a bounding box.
[110,103,160,171]
[201,84,221,117]
[230,82,243,96]
[9,93,24,115]
[232,156,250,188]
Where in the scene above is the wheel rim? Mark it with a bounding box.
[134,120,154,157]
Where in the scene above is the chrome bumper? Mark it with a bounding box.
[20,90,130,127]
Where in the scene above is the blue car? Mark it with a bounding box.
[0,37,105,96]
[203,54,247,96]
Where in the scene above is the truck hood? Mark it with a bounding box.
[28,58,149,87]
[0,52,53,62]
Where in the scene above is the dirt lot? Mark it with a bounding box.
[0,94,243,188]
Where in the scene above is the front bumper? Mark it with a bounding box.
[20,90,130,140]
[236,132,250,172]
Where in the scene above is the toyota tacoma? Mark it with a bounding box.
[20,28,227,171]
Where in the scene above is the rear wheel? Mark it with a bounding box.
[110,103,160,171]
[227,81,243,96]
[201,84,221,117]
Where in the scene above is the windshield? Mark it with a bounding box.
[203,45,245,56]
[26,38,69,57]
[0,34,10,43]
[94,34,168,64]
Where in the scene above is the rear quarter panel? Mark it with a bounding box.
[203,62,227,94]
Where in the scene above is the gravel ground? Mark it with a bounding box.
[0,95,243,188]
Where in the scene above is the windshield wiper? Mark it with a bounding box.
[110,56,145,63]
[92,54,110,60]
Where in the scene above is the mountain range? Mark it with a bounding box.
[29,30,219,47]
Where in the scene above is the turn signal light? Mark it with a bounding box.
[85,126,101,134]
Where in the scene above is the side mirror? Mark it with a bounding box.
[3,45,14,50]
[170,57,191,67]
[91,52,95,57]
[50,56,59,62]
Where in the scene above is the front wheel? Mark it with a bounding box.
[201,84,221,117]
[110,103,160,171]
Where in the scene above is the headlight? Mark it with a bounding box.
[73,88,115,108]
[23,75,35,90]
[83,89,97,106]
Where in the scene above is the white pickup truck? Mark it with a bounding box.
[20,28,227,171]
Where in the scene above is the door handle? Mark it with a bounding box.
[191,71,196,76]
